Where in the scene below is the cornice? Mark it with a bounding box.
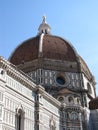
[17,58,78,73]
[0,56,36,90]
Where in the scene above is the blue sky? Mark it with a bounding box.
[0,0,98,94]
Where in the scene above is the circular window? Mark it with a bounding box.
[56,76,65,85]
[58,96,64,102]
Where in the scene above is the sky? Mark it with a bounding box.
[0,0,98,95]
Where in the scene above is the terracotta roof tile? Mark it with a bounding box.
[9,34,77,65]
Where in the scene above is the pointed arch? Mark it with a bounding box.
[15,105,25,130]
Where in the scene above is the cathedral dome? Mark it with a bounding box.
[9,17,93,81]
[9,34,78,65]
[9,16,78,65]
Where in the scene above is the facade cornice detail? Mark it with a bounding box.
[0,56,36,90]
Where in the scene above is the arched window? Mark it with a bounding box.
[50,116,56,130]
[68,96,74,104]
[0,69,5,75]
[58,96,64,102]
[45,29,47,34]
[77,98,80,105]
[15,107,24,130]
[67,112,70,119]
[87,83,92,94]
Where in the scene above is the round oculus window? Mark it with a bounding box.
[56,76,65,85]
[58,96,64,102]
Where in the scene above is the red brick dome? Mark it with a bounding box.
[9,34,78,65]
[9,17,93,81]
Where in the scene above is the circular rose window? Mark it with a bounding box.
[56,76,65,85]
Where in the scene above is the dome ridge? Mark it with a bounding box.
[38,33,44,57]
[42,34,78,61]
[9,34,79,65]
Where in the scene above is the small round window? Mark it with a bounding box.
[56,76,65,85]
[58,96,64,102]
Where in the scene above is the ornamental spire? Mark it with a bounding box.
[38,16,51,35]
[42,16,46,23]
